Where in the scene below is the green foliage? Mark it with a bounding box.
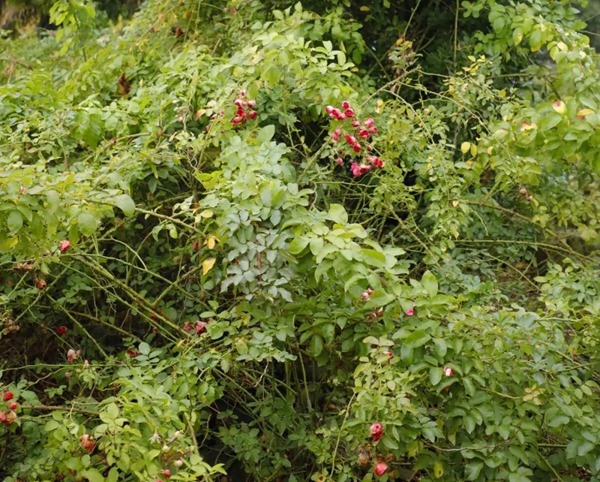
[0,0,598,481]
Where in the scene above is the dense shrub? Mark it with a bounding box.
[0,0,598,480]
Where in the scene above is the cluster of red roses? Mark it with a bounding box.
[325,101,384,177]
[368,423,389,477]
[231,90,258,125]
[0,390,18,426]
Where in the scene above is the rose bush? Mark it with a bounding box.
[0,0,598,480]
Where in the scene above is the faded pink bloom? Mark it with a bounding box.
[360,288,375,301]
[370,423,383,442]
[369,308,384,319]
[67,349,81,363]
[80,433,95,452]
[59,240,71,252]
[405,308,414,316]
[351,163,372,177]
[443,366,454,377]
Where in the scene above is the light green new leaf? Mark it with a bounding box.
[113,194,135,217]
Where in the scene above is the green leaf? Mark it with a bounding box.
[577,441,595,457]
[328,204,348,224]
[309,335,324,357]
[309,237,324,255]
[464,415,476,434]
[7,211,23,233]
[83,468,105,482]
[433,338,448,357]
[107,468,119,482]
[465,462,483,480]
[289,236,309,255]
[548,415,569,427]
[430,367,443,386]
[359,249,386,268]
[113,194,135,217]
[257,125,275,143]
[260,186,273,207]
[402,330,431,349]
[78,212,97,236]
[138,342,150,355]
[422,270,438,297]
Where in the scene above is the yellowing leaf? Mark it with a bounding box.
[460,142,471,154]
[205,235,217,249]
[199,209,213,218]
[202,257,216,275]
[577,108,594,120]
[433,461,444,478]
[359,6,370,11]
[552,99,566,115]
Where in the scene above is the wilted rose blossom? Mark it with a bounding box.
[370,422,384,442]
[59,240,71,252]
[80,434,95,452]
[67,349,81,363]
[405,308,414,316]
[361,288,375,301]
[368,308,384,319]
[55,326,68,336]
[35,278,47,289]
[195,321,207,334]
[443,366,454,377]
